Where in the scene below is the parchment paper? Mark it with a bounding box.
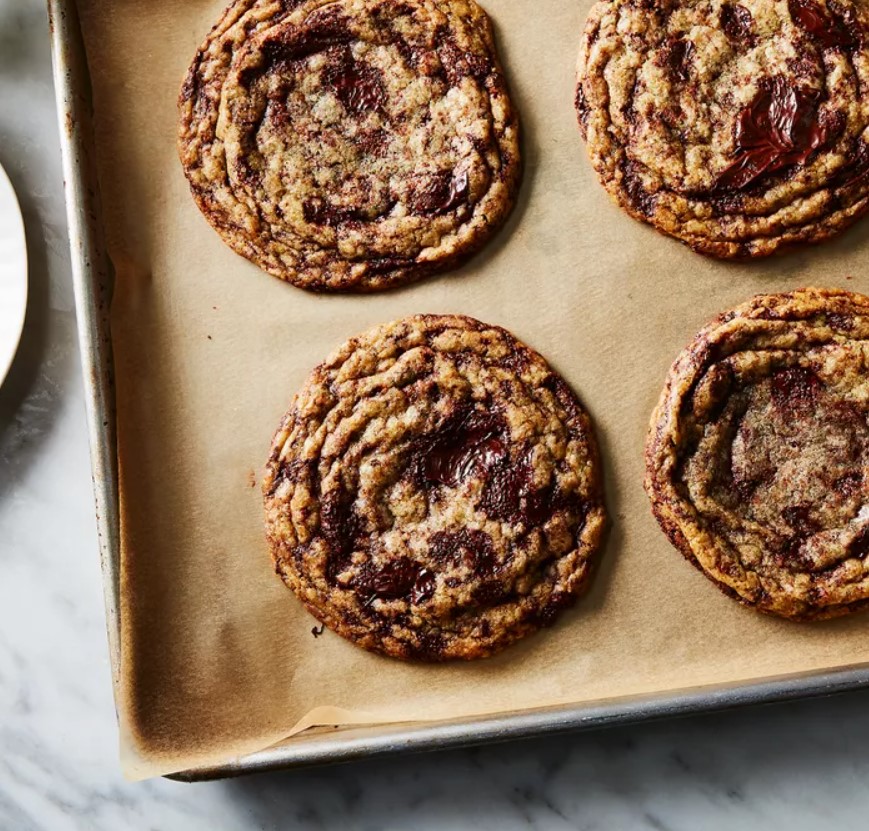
[76,0,869,780]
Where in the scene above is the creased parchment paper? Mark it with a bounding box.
[76,0,869,780]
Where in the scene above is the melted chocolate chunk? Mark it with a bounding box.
[479,461,526,520]
[788,0,859,49]
[258,16,354,69]
[827,311,855,330]
[721,3,755,43]
[320,490,366,581]
[479,451,554,526]
[714,77,831,192]
[303,200,367,226]
[770,366,823,409]
[320,491,354,552]
[576,84,590,135]
[524,485,556,526]
[429,528,497,573]
[621,159,657,215]
[411,569,436,603]
[354,557,435,603]
[423,411,508,487]
[663,38,695,82]
[322,47,386,115]
[408,170,470,215]
[415,410,555,526]
[782,504,821,535]
[392,34,426,70]
[435,29,491,85]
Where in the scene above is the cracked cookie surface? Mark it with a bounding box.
[646,288,869,619]
[576,0,869,258]
[263,315,606,660]
[179,0,521,291]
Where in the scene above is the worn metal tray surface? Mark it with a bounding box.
[47,0,869,781]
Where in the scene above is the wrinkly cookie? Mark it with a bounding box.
[179,0,521,291]
[576,0,869,258]
[263,315,606,660]
[645,288,869,620]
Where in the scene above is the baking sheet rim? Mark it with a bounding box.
[47,0,869,782]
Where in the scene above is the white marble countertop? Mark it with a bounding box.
[3,1,869,828]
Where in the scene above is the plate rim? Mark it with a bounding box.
[0,160,28,388]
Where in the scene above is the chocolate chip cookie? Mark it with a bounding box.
[576,0,869,259]
[179,0,521,291]
[646,288,869,620]
[263,315,606,660]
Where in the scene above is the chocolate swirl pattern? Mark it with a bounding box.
[263,315,606,660]
[576,0,869,259]
[179,0,521,291]
[646,289,869,619]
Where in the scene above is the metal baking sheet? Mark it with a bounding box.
[47,0,869,781]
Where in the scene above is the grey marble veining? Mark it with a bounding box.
[3,1,869,828]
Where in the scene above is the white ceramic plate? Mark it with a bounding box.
[0,162,27,389]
